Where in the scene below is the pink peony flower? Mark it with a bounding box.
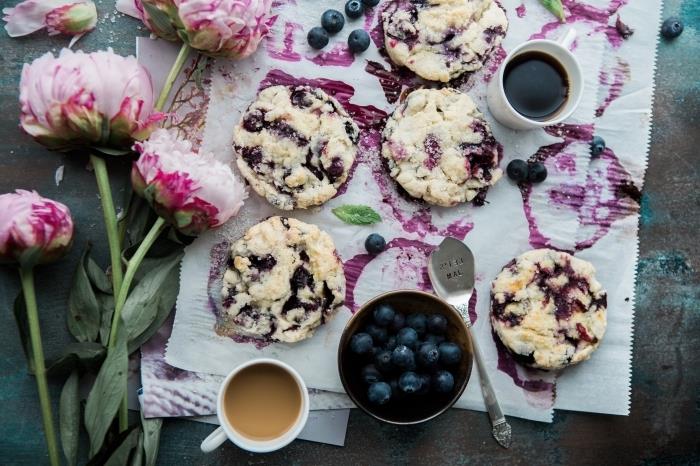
[132,129,246,235]
[3,0,97,38]
[0,190,74,265]
[116,0,275,58]
[19,48,165,151]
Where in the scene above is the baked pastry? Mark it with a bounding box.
[221,216,346,343]
[382,0,508,82]
[381,88,502,206]
[490,249,607,371]
[233,85,359,210]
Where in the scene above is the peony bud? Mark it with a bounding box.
[3,0,97,38]
[132,129,246,235]
[19,48,165,151]
[0,190,74,266]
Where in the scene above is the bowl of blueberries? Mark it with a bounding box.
[337,290,473,424]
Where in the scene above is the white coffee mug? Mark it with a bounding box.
[487,29,583,130]
[200,358,310,454]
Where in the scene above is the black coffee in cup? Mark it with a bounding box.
[503,51,569,121]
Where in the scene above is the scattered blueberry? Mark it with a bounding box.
[375,350,394,373]
[406,313,428,336]
[438,342,463,366]
[427,314,448,334]
[417,373,432,395]
[661,17,683,39]
[345,0,364,19]
[361,364,383,384]
[417,342,440,369]
[348,29,371,53]
[367,381,392,405]
[350,332,373,355]
[373,303,395,326]
[391,345,416,370]
[527,162,548,183]
[590,135,606,157]
[506,159,529,183]
[321,9,345,34]
[365,233,387,254]
[307,27,329,50]
[396,327,419,350]
[384,335,398,351]
[389,312,406,333]
[398,371,422,394]
[362,0,380,6]
[424,333,446,345]
[432,370,455,394]
[365,323,388,344]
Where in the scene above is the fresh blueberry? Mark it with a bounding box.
[385,335,397,351]
[373,303,395,326]
[427,314,448,334]
[424,333,446,345]
[362,0,380,6]
[590,135,606,157]
[506,159,529,183]
[527,162,547,183]
[307,26,329,50]
[398,371,422,394]
[345,0,364,19]
[406,313,428,336]
[375,350,394,373]
[367,381,392,405]
[365,323,388,344]
[417,373,432,395]
[661,17,684,39]
[391,345,416,370]
[361,364,383,384]
[397,327,419,350]
[321,9,345,34]
[432,370,455,394]
[350,332,373,355]
[365,233,387,254]
[417,342,440,369]
[389,312,406,333]
[438,342,463,366]
[348,29,371,53]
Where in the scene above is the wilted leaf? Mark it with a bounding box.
[141,412,162,466]
[13,290,34,372]
[46,342,107,377]
[59,371,80,466]
[68,245,101,342]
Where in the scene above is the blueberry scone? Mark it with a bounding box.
[382,0,508,82]
[490,249,607,371]
[221,216,346,343]
[233,85,360,210]
[381,88,502,206]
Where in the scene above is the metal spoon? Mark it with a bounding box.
[428,237,512,449]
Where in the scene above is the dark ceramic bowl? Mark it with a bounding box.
[337,290,473,425]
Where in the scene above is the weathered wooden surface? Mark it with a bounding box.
[0,0,698,464]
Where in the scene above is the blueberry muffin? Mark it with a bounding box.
[233,85,360,210]
[381,88,502,206]
[382,0,508,82]
[490,249,607,371]
[221,216,346,343]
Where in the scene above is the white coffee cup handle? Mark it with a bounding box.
[558,28,577,49]
[200,426,228,453]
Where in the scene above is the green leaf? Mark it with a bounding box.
[141,412,162,466]
[87,256,112,294]
[68,245,102,342]
[84,324,128,456]
[92,146,132,157]
[105,426,140,466]
[141,2,176,36]
[124,196,153,249]
[13,290,35,373]
[193,56,208,90]
[46,342,107,377]
[98,293,115,347]
[59,371,80,466]
[332,204,382,225]
[130,430,145,466]
[539,0,566,21]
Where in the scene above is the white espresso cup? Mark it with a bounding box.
[487,29,583,130]
[200,358,310,454]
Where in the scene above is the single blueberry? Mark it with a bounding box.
[385,335,398,351]
[432,370,455,394]
[365,233,387,254]
[406,313,428,336]
[424,333,446,345]
[389,312,406,333]
[345,0,364,19]
[365,323,388,344]
[590,136,606,157]
[661,17,683,39]
[367,381,392,405]
[506,159,529,182]
[397,327,419,350]
[398,371,422,394]
[350,332,373,355]
[417,342,440,369]
[361,364,383,384]
[527,162,548,183]
[438,342,463,366]
[348,29,371,53]
[427,314,448,334]
[307,26,329,49]
[362,0,380,6]
[375,350,394,373]
[373,303,395,326]
[416,373,432,395]
[321,9,345,34]
[391,345,416,370]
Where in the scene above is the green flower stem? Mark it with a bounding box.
[19,267,60,466]
[90,154,124,300]
[108,216,167,431]
[155,43,191,112]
